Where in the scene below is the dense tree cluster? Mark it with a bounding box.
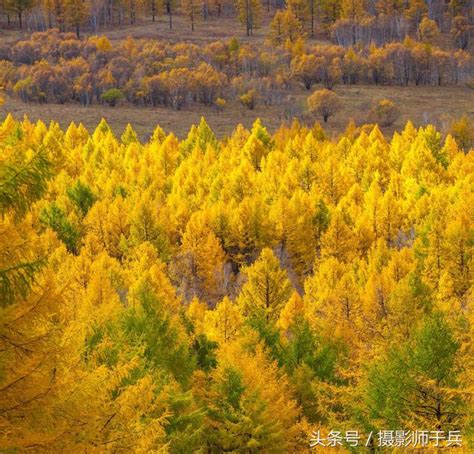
[1,113,472,450]
[332,0,472,48]
[0,0,471,50]
[0,0,232,32]
[1,31,472,109]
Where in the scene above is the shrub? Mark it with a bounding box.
[307,88,341,122]
[13,78,34,103]
[101,88,125,107]
[214,97,226,111]
[229,37,240,53]
[239,89,257,110]
[367,99,401,127]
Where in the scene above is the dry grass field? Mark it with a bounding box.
[2,85,473,140]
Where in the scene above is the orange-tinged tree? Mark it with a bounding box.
[307,88,342,122]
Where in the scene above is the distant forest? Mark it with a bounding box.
[0,0,471,46]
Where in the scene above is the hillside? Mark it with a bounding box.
[1,1,473,138]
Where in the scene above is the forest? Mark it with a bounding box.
[1,0,474,108]
[0,0,471,43]
[1,0,472,138]
[0,30,472,111]
[0,110,472,450]
[1,0,472,133]
[0,0,473,451]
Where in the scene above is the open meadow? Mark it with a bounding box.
[2,85,473,139]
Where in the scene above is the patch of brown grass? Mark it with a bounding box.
[1,85,473,140]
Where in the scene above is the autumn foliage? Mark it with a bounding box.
[0,0,471,54]
[307,88,341,122]
[367,98,401,126]
[0,114,473,450]
[0,31,472,111]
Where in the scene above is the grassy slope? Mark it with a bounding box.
[3,85,473,140]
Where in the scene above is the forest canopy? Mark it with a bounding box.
[0,114,472,451]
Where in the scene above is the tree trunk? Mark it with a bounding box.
[246,0,250,36]
[108,0,112,25]
[167,2,172,29]
[249,1,253,36]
